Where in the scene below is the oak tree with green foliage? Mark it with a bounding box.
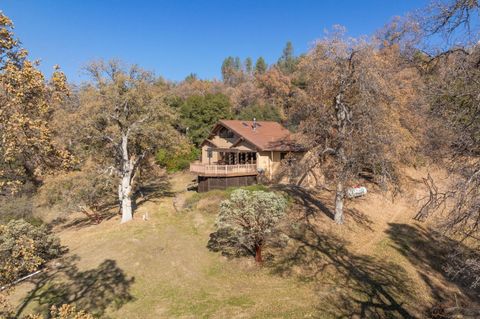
[179,93,232,146]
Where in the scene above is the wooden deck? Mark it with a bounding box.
[190,163,258,177]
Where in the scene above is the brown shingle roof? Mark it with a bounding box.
[207,120,304,152]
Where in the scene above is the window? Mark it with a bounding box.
[280,152,288,160]
[219,127,234,138]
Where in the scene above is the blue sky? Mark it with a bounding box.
[2,0,429,82]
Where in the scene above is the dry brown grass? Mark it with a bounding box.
[9,169,478,318]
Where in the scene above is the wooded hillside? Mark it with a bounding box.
[1,1,479,318]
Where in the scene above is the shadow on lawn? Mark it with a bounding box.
[272,184,373,230]
[133,176,174,207]
[272,184,334,220]
[271,222,415,318]
[51,176,174,230]
[386,223,480,313]
[16,255,135,318]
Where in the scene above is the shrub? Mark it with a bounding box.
[215,189,287,263]
[24,304,94,319]
[0,219,64,285]
[155,144,199,173]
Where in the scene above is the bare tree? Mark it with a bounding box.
[293,28,423,224]
[423,0,479,44]
[412,0,480,291]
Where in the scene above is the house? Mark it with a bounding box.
[190,119,305,192]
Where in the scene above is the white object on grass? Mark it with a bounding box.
[346,186,367,198]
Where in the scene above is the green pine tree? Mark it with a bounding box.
[255,57,267,75]
[245,57,253,75]
[278,41,297,74]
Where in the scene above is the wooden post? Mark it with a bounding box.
[270,151,274,180]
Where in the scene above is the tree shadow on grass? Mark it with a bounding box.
[385,223,480,313]
[272,184,374,231]
[16,255,135,318]
[51,177,173,230]
[271,222,416,318]
[134,174,174,207]
[272,184,335,220]
[207,227,255,258]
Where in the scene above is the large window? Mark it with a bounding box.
[218,152,256,165]
[219,127,234,138]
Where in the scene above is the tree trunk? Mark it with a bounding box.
[334,180,345,224]
[255,244,263,263]
[119,132,134,223]
[334,89,349,225]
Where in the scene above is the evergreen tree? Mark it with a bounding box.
[278,41,297,74]
[237,104,281,122]
[255,57,267,74]
[221,56,243,85]
[221,56,235,83]
[245,57,253,75]
[234,56,241,70]
[216,189,287,263]
[184,73,198,83]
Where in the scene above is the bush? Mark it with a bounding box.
[156,144,199,173]
[215,189,287,262]
[0,219,64,285]
[24,304,94,319]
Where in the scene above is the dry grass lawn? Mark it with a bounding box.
[9,169,479,318]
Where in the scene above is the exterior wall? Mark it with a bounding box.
[201,133,256,164]
[256,151,283,179]
[271,151,282,176]
[234,140,256,151]
[256,151,307,180]
[256,151,271,174]
[209,134,236,148]
[201,144,219,164]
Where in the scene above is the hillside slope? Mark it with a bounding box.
[10,169,478,318]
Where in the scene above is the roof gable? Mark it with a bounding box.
[204,120,304,152]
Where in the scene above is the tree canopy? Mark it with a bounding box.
[217,189,287,263]
[179,93,232,146]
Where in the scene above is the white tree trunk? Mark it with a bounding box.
[333,89,349,225]
[119,132,134,223]
[334,180,344,224]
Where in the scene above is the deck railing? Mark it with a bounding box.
[190,163,258,176]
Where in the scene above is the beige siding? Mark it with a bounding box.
[257,151,284,178]
[201,144,219,164]
[201,133,256,164]
[234,140,256,151]
[209,135,235,148]
[256,151,270,173]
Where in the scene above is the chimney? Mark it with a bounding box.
[253,118,257,131]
